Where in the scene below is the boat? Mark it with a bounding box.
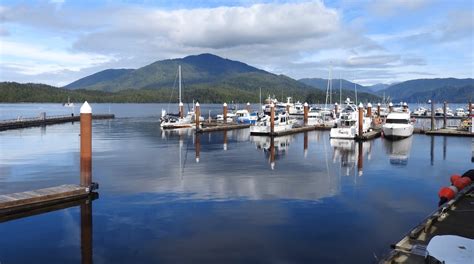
[63,97,74,107]
[435,107,454,117]
[236,109,259,125]
[382,111,414,139]
[330,101,371,139]
[455,108,467,117]
[412,106,428,116]
[160,65,200,129]
[250,110,293,135]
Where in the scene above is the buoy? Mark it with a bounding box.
[450,174,462,184]
[438,186,458,201]
[454,177,472,191]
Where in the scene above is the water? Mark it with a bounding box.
[0,104,472,263]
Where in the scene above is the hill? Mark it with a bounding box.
[380,78,474,102]
[398,85,474,103]
[298,78,369,92]
[63,53,329,103]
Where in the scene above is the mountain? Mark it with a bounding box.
[63,53,327,103]
[65,69,133,89]
[380,78,474,102]
[367,83,391,92]
[396,85,474,103]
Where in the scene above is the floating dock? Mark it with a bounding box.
[0,114,115,131]
[251,124,333,137]
[197,122,250,133]
[0,184,93,216]
[355,129,382,141]
[382,183,474,263]
[424,128,473,137]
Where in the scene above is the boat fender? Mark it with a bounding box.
[438,186,458,206]
[454,177,472,191]
[450,174,462,184]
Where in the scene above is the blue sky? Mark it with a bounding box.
[0,0,472,86]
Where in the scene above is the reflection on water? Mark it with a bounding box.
[1,104,473,263]
[383,137,413,166]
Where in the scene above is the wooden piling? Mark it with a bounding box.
[246,102,251,112]
[443,101,447,129]
[270,103,275,134]
[303,102,309,126]
[334,103,338,117]
[223,102,228,123]
[80,102,92,188]
[469,100,472,116]
[430,100,435,131]
[179,102,184,119]
[389,102,393,113]
[377,103,381,117]
[358,103,364,137]
[195,102,201,129]
[367,103,372,117]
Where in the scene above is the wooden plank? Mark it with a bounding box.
[0,184,90,214]
[425,129,473,137]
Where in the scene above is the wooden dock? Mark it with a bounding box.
[197,123,250,133]
[424,128,473,137]
[0,114,115,131]
[251,125,332,137]
[0,184,92,215]
[355,129,382,141]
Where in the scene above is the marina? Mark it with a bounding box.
[1,103,472,263]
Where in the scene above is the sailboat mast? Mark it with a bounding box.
[339,73,342,105]
[178,65,182,104]
[329,65,332,105]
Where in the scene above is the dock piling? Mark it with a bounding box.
[195,102,201,129]
[223,102,228,123]
[377,103,381,117]
[469,100,472,116]
[303,102,309,126]
[389,102,393,113]
[246,102,251,112]
[367,103,372,118]
[80,102,92,188]
[334,103,338,117]
[430,99,435,131]
[358,103,364,137]
[443,101,447,129]
[270,103,275,134]
[179,102,184,119]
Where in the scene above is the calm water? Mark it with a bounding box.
[0,103,472,263]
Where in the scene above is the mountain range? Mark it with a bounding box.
[1,53,472,103]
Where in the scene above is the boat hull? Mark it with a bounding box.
[250,124,293,135]
[382,124,414,139]
[330,127,357,139]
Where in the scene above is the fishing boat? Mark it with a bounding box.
[160,65,200,129]
[63,97,74,107]
[382,111,414,139]
[250,110,293,135]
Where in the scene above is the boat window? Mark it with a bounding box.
[386,118,409,124]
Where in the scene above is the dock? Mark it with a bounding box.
[251,124,332,137]
[197,122,250,133]
[411,115,463,119]
[424,128,473,137]
[0,184,92,216]
[382,182,474,263]
[0,114,115,131]
[356,129,382,141]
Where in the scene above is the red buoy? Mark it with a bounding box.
[438,186,458,201]
[450,174,462,184]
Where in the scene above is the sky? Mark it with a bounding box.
[0,0,473,86]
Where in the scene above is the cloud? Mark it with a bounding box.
[369,0,429,16]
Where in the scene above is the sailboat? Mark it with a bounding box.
[160,65,198,129]
[63,97,74,107]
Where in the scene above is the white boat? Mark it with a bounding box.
[160,65,201,129]
[250,111,293,135]
[330,101,371,139]
[236,109,259,124]
[216,112,236,122]
[455,108,467,117]
[382,112,414,139]
[63,97,74,107]
[412,106,427,116]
